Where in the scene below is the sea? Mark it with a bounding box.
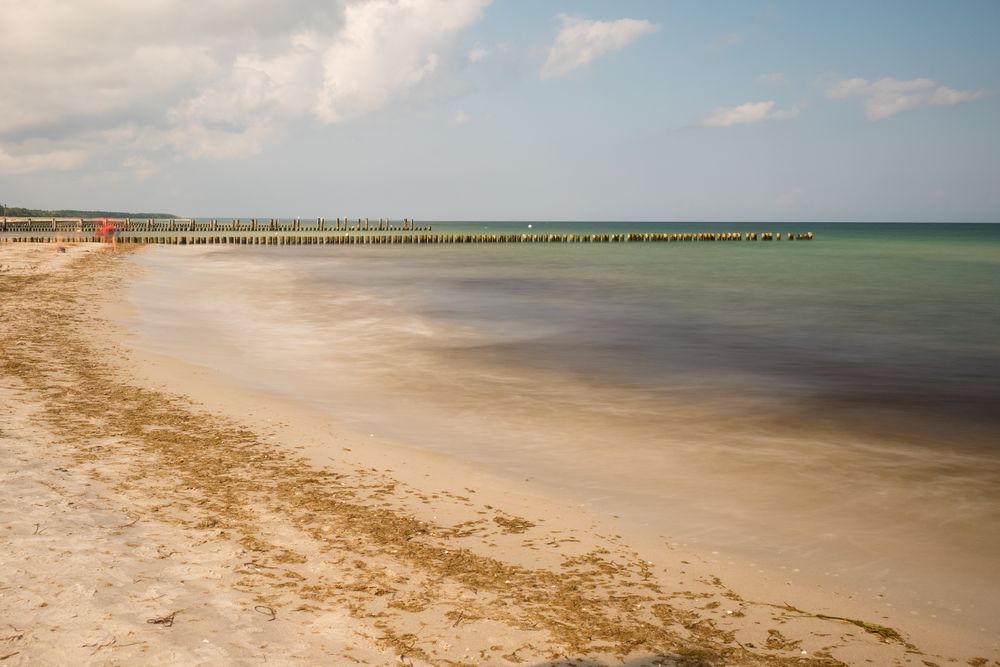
[125,221,1000,626]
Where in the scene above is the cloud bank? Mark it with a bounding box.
[541,15,660,80]
[0,0,490,173]
[698,101,799,127]
[826,77,984,120]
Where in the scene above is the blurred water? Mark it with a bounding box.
[127,222,1000,621]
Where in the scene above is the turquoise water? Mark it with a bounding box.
[127,222,1000,625]
[284,222,1000,450]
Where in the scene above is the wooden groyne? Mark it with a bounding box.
[1,216,815,245]
[0,217,428,233]
[1,231,815,245]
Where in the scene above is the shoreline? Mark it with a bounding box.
[1,242,996,665]
[119,247,1000,630]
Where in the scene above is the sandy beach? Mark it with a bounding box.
[1,241,997,666]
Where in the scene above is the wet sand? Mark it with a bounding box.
[1,241,997,666]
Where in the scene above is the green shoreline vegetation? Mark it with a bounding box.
[1,204,178,218]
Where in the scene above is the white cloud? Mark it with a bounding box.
[698,101,800,128]
[0,0,491,170]
[450,111,471,125]
[826,77,984,120]
[0,1,325,135]
[757,72,788,86]
[541,14,660,80]
[315,0,490,123]
[468,46,488,63]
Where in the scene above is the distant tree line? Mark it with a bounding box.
[0,203,178,218]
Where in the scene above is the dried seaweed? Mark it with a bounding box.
[0,245,923,666]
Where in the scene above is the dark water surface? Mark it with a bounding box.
[127,222,1000,625]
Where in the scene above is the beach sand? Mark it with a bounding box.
[1,241,996,666]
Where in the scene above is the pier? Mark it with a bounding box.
[0,217,814,245]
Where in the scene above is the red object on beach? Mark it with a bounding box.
[96,219,117,238]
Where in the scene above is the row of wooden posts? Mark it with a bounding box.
[0,232,814,245]
[0,218,427,233]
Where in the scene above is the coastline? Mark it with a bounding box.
[1,242,996,665]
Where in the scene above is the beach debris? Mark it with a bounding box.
[146,610,181,627]
[254,605,276,621]
[765,629,800,651]
[812,614,903,643]
[81,636,139,655]
[493,514,535,534]
[770,601,906,644]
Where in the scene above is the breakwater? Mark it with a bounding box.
[1,231,814,245]
[0,217,426,233]
[1,217,815,244]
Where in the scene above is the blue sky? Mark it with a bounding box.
[1,0,998,221]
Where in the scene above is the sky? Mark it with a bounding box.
[1,0,998,222]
